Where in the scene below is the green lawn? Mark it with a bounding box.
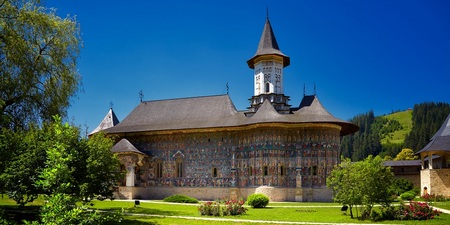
[2,196,450,224]
[91,200,450,225]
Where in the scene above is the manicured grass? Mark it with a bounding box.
[2,196,450,224]
[432,201,450,210]
[0,194,45,206]
[89,200,450,224]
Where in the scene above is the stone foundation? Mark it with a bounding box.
[115,186,333,202]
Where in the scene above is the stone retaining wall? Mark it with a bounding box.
[115,186,333,202]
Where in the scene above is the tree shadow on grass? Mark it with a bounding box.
[101,206,186,216]
[108,217,160,225]
[0,205,41,223]
[250,207,274,209]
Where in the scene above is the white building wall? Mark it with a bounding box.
[253,61,284,96]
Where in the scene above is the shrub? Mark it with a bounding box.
[163,194,198,203]
[370,202,441,221]
[370,210,383,222]
[0,209,16,225]
[222,198,247,216]
[411,187,420,196]
[391,178,414,196]
[377,205,400,221]
[199,201,221,216]
[423,193,448,202]
[400,191,415,200]
[399,201,441,220]
[25,194,121,225]
[247,193,269,208]
[198,198,246,216]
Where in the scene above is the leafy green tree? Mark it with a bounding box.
[0,0,81,129]
[26,116,122,224]
[75,132,122,201]
[326,158,361,218]
[394,148,418,161]
[1,116,121,205]
[327,155,394,219]
[0,126,48,205]
[391,178,414,196]
[0,128,22,193]
[355,155,394,218]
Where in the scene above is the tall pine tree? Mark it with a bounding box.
[404,102,450,151]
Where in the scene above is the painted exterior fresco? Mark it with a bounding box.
[118,125,340,190]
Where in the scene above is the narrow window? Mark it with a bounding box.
[120,164,126,186]
[212,167,218,177]
[264,166,268,176]
[280,165,285,176]
[265,83,270,93]
[156,160,163,178]
[249,166,253,176]
[175,158,183,178]
[312,166,317,176]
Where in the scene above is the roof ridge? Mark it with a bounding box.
[141,94,229,103]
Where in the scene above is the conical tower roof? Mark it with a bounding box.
[89,108,120,135]
[247,17,290,69]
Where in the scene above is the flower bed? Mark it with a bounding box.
[198,198,247,216]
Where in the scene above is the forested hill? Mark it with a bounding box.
[341,102,450,161]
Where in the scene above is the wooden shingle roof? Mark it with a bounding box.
[111,138,145,155]
[247,18,290,69]
[103,94,358,136]
[105,95,244,134]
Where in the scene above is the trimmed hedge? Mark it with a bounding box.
[247,193,269,208]
[400,191,415,201]
[163,194,198,203]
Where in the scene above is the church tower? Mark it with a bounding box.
[246,14,291,115]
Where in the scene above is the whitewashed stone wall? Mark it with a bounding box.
[421,168,450,197]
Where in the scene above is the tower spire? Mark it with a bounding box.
[247,14,290,69]
[246,11,291,115]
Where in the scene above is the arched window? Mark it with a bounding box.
[175,158,183,178]
[249,166,253,176]
[265,82,270,93]
[312,166,317,176]
[212,167,218,177]
[280,165,285,176]
[263,166,268,176]
[155,160,163,178]
[119,164,126,186]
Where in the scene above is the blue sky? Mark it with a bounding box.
[46,0,450,133]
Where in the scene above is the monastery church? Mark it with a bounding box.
[91,15,359,202]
